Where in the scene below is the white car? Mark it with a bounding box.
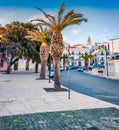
[49,68,54,78]
[78,66,84,72]
[60,67,64,71]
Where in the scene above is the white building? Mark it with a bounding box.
[60,42,70,69]
[11,58,39,72]
[108,38,119,56]
[108,59,119,76]
[68,36,93,66]
[93,42,111,66]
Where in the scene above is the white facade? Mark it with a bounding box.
[11,58,39,72]
[109,38,119,55]
[108,59,119,76]
[93,42,111,66]
[69,44,92,66]
[60,42,70,68]
[62,42,70,55]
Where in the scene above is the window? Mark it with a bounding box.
[72,51,74,55]
[0,59,4,67]
[101,52,104,55]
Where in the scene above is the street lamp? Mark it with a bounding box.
[48,33,52,83]
[48,51,51,83]
[105,45,109,77]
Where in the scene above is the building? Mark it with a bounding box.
[0,54,7,71]
[92,42,111,67]
[60,42,70,69]
[68,36,93,66]
[108,38,119,55]
[108,58,119,76]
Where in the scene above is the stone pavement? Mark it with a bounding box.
[0,71,119,129]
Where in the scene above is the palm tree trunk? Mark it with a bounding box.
[63,58,66,70]
[50,32,64,90]
[40,60,47,79]
[39,42,49,79]
[53,57,61,90]
[85,60,89,70]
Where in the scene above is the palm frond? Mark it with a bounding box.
[36,7,56,26]
[62,12,86,23]
[38,24,44,33]
[62,10,74,23]
[31,19,53,28]
[60,15,87,31]
[58,3,65,24]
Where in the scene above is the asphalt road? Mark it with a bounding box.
[60,70,119,105]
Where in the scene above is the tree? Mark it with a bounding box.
[82,52,93,70]
[31,3,87,90]
[26,25,50,79]
[4,22,40,73]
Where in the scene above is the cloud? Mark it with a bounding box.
[71,28,80,35]
[63,35,68,41]
[103,28,107,32]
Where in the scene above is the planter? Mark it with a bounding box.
[98,70,103,73]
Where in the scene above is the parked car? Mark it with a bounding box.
[83,66,87,70]
[49,68,54,78]
[60,67,64,71]
[97,64,105,68]
[72,65,79,69]
[78,66,84,72]
[66,65,73,70]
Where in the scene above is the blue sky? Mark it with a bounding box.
[0,0,119,45]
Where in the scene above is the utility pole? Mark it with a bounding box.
[48,53,51,83]
[68,56,71,99]
[68,46,71,99]
[105,45,109,77]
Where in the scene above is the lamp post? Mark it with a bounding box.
[68,56,71,99]
[68,46,71,99]
[105,45,109,77]
[48,33,52,83]
[48,51,51,83]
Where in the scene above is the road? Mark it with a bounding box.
[60,70,119,105]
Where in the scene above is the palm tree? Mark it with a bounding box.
[82,52,93,70]
[31,3,87,90]
[26,25,50,79]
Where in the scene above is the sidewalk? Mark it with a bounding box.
[0,71,119,129]
[85,68,119,80]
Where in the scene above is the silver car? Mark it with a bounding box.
[78,66,84,72]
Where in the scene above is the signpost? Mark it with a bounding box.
[105,45,109,77]
[68,46,71,99]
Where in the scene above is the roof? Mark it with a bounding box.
[71,43,86,48]
[109,38,119,41]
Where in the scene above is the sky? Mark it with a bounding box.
[0,0,119,45]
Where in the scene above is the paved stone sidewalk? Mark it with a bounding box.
[0,71,119,130]
[0,107,119,130]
